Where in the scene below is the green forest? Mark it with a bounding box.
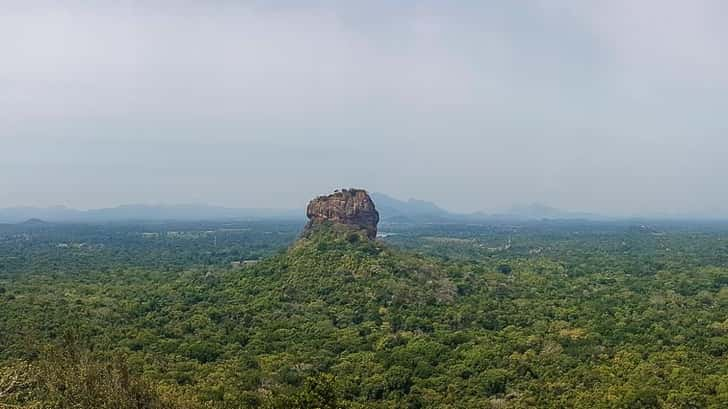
[1,220,727,408]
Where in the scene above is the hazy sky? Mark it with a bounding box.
[2,1,728,216]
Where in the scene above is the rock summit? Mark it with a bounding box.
[304,189,379,239]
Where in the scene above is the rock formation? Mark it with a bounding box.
[304,189,380,239]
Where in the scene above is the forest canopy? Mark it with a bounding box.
[1,220,727,408]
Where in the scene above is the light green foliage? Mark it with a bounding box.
[0,345,203,409]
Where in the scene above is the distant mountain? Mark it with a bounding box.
[371,194,607,223]
[487,203,606,221]
[83,204,302,222]
[370,193,452,222]
[0,204,302,223]
[0,198,608,224]
[0,206,84,223]
[20,218,51,226]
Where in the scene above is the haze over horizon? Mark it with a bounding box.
[3,1,728,217]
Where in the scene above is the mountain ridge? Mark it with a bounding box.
[0,196,610,224]
[0,204,301,223]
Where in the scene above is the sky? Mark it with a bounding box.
[2,1,728,217]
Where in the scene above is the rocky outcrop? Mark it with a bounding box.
[304,189,379,239]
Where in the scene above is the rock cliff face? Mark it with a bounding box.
[304,189,380,239]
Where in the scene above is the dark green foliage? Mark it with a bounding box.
[497,264,512,274]
[266,374,341,409]
[184,341,223,363]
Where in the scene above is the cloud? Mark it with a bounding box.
[551,0,728,86]
[0,3,488,128]
[1,1,728,216]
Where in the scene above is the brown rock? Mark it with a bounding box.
[304,189,380,239]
